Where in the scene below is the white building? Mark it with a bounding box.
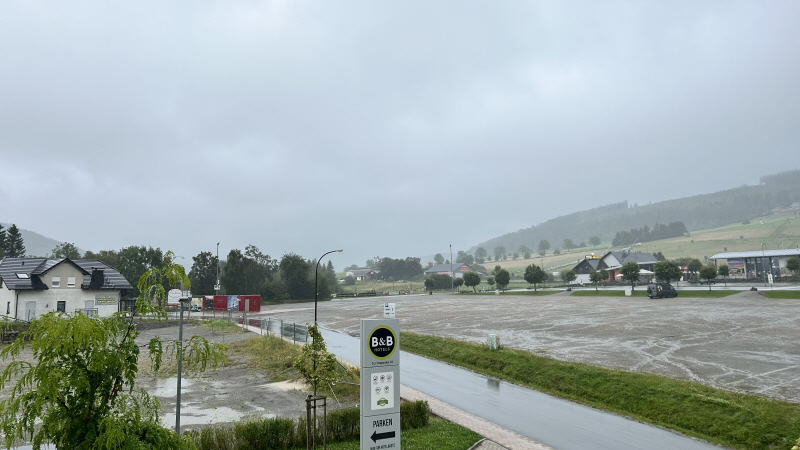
[0,257,132,321]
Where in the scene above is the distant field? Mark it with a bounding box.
[489,213,800,278]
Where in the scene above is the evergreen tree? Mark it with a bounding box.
[0,224,5,257]
[4,224,25,257]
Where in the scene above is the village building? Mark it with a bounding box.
[0,257,132,321]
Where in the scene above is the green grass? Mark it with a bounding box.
[762,290,800,299]
[228,334,304,382]
[571,289,649,297]
[468,289,558,296]
[305,418,482,450]
[401,332,800,450]
[571,289,739,298]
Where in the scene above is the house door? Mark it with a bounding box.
[25,301,36,322]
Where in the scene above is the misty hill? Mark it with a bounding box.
[474,169,800,255]
[0,223,63,258]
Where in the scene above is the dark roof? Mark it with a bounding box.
[0,257,132,291]
[424,263,470,274]
[573,258,602,273]
[603,251,658,267]
[0,257,49,290]
[72,259,133,290]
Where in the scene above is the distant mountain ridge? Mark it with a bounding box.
[473,169,800,256]
[0,223,63,258]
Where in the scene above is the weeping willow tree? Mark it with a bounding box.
[0,251,226,450]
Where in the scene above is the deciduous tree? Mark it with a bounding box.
[589,270,603,291]
[538,240,550,257]
[620,261,640,291]
[589,236,601,248]
[717,264,730,286]
[653,260,682,284]
[524,264,547,291]
[495,269,510,291]
[294,324,338,397]
[562,270,577,285]
[474,247,487,263]
[189,251,219,296]
[50,242,81,259]
[463,272,481,292]
[787,257,800,274]
[699,265,718,290]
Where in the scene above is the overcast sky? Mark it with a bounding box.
[1,1,799,268]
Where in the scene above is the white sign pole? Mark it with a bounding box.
[360,319,401,450]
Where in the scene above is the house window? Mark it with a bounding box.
[52,277,61,287]
[67,277,76,288]
[6,302,9,314]
[57,301,66,313]
[16,273,29,279]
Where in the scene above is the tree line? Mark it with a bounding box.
[611,222,688,246]
[53,243,340,303]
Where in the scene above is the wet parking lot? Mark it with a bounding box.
[262,289,800,403]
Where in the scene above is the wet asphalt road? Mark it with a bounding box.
[320,328,722,450]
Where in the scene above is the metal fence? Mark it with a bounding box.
[237,316,309,344]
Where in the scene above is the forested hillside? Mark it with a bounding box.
[474,169,800,255]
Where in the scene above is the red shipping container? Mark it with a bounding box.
[212,295,261,312]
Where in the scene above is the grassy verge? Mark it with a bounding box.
[571,289,740,298]
[468,290,558,296]
[307,418,482,450]
[227,335,361,401]
[763,290,800,299]
[401,332,800,450]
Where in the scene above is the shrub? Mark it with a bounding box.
[188,400,430,449]
[401,400,431,430]
[327,407,360,440]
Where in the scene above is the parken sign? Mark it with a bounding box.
[361,319,400,449]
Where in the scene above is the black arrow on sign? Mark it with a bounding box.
[371,430,396,442]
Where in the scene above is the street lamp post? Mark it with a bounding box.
[315,249,343,324]
[215,242,220,296]
[175,295,191,434]
[450,244,453,293]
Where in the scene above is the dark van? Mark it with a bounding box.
[647,282,677,299]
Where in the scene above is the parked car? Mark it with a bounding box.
[646,282,678,299]
[699,279,716,285]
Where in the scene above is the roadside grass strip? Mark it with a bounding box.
[401,332,800,450]
[762,290,800,299]
[316,418,482,450]
[571,289,739,298]
[468,290,558,296]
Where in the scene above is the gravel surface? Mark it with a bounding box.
[260,289,800,403]
[0,318,315,434]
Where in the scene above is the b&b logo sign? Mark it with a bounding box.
[368,326,396,359]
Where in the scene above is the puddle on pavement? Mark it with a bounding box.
[150,377,193,398]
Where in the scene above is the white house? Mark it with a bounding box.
[0,257,132,321]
